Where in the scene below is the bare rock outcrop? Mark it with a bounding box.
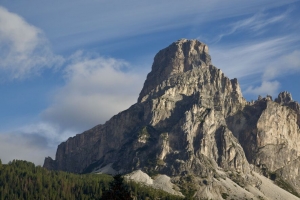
[227,95,300,195]
[275,91,300,126]
[44,39,300,199]
[138,39,211,103]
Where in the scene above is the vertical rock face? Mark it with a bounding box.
[44,39,300,198]
[275,91,300,126]
[227,94,300,195]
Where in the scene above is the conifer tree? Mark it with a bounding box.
[101,174,133,200]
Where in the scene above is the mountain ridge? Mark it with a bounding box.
[44,39,300,199]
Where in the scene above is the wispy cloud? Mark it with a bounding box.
[17,1,295,53]
[0,6,63,80]
[42,51,145,132]
[231,11,287,32]
[211,36,297,78]
[211,34,300,99]
[263,50,300,80]
[211,9,290,43]
[207,3,300,100]
[244,80,280,96]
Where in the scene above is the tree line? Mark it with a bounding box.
[0,159,184,200]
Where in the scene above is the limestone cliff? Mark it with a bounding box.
[227,92,300,196]
[44,39,300,199]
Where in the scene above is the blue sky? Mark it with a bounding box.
[0,0,299,165]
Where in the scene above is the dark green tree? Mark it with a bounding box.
[101,174,132,200]
[0,160,184,200]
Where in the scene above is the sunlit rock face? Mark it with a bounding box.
[138,39,211,102]
[44,39,300,199]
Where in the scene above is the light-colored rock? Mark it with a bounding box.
[251,171,300,200]
[125,170,183,196]
[138,39,211,103]
[44,39,300,199]
[125,170,153,185]
[227,96,300,195]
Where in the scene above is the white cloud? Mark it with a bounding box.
[42,51,145,132]
[0,131,56,165]
[211,36,299,99]
[263,50,300,80]
[0,6,63,80]
[12,1,295,52]
[211,37,296,79]
[212,12,287,43]
[231,11,287,32]
[0,121,78,165]
[204,3,299,86]
[244,80,280,97]
[20,122,73,145]
[0,7,148,164]
[285,50,300,67]
[0,58,145,164]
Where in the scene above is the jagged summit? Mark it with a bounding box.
[275,91,300,126]
[44,39,300,199]
[138,39,211,102]
[275,91,293,104]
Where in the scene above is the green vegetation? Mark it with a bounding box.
[0,159,184,200]
[178,175,197,199]
[101,174,131,199]
[156,159,165,166]
[138,127,151,139]
[0,160,111,199]
[160,132,169,140]
[228,172,245,188]
[221,193,229,199]
[258,196,265,200]
[127,181,184,200]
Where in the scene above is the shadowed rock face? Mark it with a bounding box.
[44,39,300,198]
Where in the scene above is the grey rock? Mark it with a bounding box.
[44,39,300,199]
[138,39,211,103]
[275,91,293,104]
[275,91,300,127]
[227,96,300,195]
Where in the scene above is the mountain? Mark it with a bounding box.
[44,39,300,199]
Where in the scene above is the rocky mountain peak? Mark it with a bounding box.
[275,91,293,104]
[138,39,211,102]
[44,39,300,199]
[274,91,300,127]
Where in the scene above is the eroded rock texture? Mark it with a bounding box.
[44,39,300,199]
